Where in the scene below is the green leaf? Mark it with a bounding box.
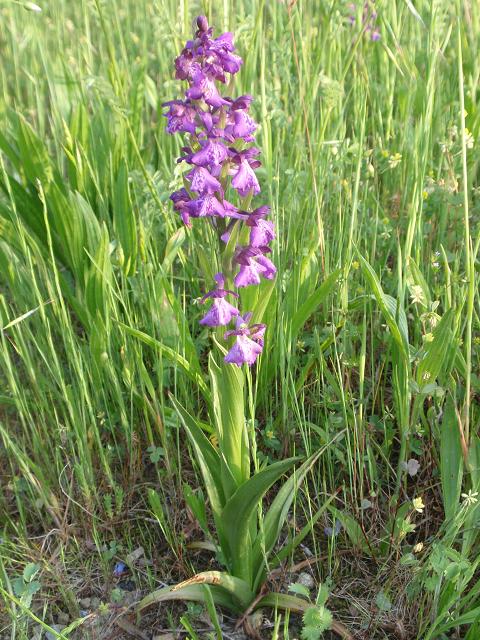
[84,224,111,320]
[357,253,408,359]
[440,397,463,522]
[302,605,333,639]
[255,592,311,613]
[137,572,253,614]
[221,457,298,585]
[113,159,137,276]
[251,451,322,587]
[162,226,186,272]
[327,506,370,553]
[290,270,340,338]
[375,591,392,612]
[116,322,211,409]
[416,310,454,387]
[184,485,209,537]
[23,563,40,583]
[288,583,311,598]
[170,395,231,527]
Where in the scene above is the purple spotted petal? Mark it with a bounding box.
[191,140,229,168]
[186,72,229,107]
[187,167,222,194]
[231,161,260,197]
[234,262,262,288]
[163,100,197,135]
[186,195,225,218]
[249,219,275,247]
[256,254,276,279]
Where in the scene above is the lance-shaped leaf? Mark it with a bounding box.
[356,252,409,361]
[137,572,254,614]
[221,457,298,586]
[113,159,137,276]
[117,322,211,410]
[250,451,321,586]
[416,309,454,387]
[440,397,463,522]
[169,396,235,540]
[253,493,336,591]
[290,269,341,338]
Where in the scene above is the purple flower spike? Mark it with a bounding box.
[167,17,276,364]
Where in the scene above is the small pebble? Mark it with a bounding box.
[297,572,315,589]
[46,625,66,640]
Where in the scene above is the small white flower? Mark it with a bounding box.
[461,490,479,506]
[412,497,425,513]
[410,285,426,306]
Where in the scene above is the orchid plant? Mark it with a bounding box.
[137,17,348,638]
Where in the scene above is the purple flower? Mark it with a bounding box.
[167,17,276,365]
[231,161,261,197]
[200,273,239,326]
[224,313,266,366]
[186,71,229,107]
[191,139,229,168]
[170,188,192,226]
[186,194,226,218]
[175,51,201,82]
[225,109,257,142]
[234,247,276,287]
[246,206,275,246]
[187,167,222,194]
[163,100,197,135]
[196,15,209,32]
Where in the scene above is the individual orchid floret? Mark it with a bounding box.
[191,139,229,168]
[185,194,226,218]
[186,71,229,107]
[234,246,276,288]
[245,206,275,247]
[187,166,222,195]
[162,100,197,135]
[200,274,239,327]
[224,313,266,366]
[231,160,261,197]
[167,16,275,365]
[170,188,192,227]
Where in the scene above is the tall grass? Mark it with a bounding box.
[0,1,479,638]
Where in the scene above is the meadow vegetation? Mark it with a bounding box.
[0,1,479,638]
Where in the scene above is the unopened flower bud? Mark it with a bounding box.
[196,15,208,32]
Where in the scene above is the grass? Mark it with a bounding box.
[0,0,479,638]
